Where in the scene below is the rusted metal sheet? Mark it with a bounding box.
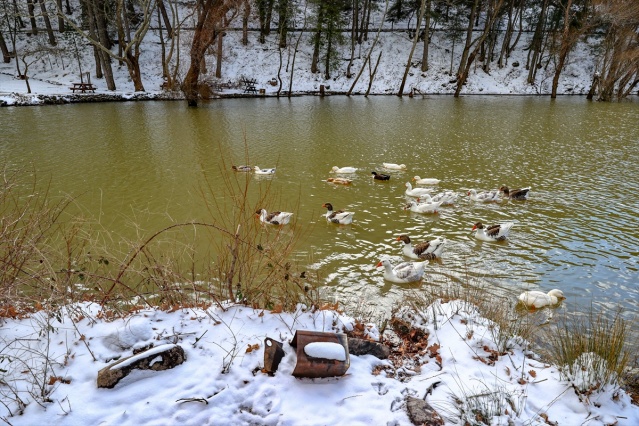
[263,337,285,375]
[290,330,350,378]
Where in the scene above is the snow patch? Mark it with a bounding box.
[303,342,346,361]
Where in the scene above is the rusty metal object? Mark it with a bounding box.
[290,330,350,378]
[263,337,286,375]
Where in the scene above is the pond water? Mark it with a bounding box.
[3,96,639,323]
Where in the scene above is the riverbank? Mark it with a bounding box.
[2,296,639,425]
[0,25,617,107]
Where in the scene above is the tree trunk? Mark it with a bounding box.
[498,0,514,67]
[0,32,10,63]
[455,0,505,96]
[157,0,173,38]
[277,0,288,48]
[311,5,324,74]
[456,0,479,80]
[324,20,333,79]
[26,0,38,35]
[398,0,426,96]
[527,0,549,84]
[420,0,431,72]
[216,20,224,78]
[242,0,249,45]
[182,0,230,106]
[551,0,574,99]
[38,0,57,45]
[83,0,115,88]
[56,0,65,32]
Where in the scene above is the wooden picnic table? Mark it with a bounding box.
[70,82,96,93]
[241,78,257,94]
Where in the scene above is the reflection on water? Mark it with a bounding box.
[3,96,639,323]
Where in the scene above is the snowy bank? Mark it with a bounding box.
[1,300,638,425]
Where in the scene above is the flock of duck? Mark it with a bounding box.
[233,163,566,310]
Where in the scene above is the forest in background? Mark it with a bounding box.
[1,0,638,106]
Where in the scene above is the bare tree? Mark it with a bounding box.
[550,0,593,98]
[182,0,239,106]
[590,0,639,101]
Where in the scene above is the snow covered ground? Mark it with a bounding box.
[2,300,638,425]
[0,11,603,106]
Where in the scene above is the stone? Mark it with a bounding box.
[347,337,390,359]
[97,344,186,389]
[406,396,444,426]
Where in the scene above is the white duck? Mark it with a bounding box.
[256,209,293,225]
[467,189,501,202]
[404,199,442,214]
[518,289,566,309]
[397,235,446,260]
[471,221,514,241]
[405,182,431,197]
[331,166,358,174]
[322,203,354,225]
[383,163,407,170]
[420,191,458,206]
[376,258,426,283]
[413,176,440,185]
[254,166,276,175]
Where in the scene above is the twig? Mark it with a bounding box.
[176,397,208,405]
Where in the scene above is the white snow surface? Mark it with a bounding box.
[303,341,347,361]
[1,301,638,425]
[0,5,609,106]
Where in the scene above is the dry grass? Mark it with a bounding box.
[541,308,631,395]
[0,156,320,319]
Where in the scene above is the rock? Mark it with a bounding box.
[97,344,186,388]
[406,396,444,426]
[347,337,390,359]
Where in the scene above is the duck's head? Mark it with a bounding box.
[322,203,333,210]
[471,222,484,231]
[375,259,390,268]
[396,235,410,244]
[548,289,566,300]
[499,185,509,193]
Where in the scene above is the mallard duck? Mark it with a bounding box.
[231,165,252,172]
[254,166,276,175]
[499,185,531,200]
[322,203,354,225]
[405,182,431,197]
[372,171,391,180]
[383,163,407,170]
[376,258,426,283]
[404,199,441,214]
[471,221,513,241]
[326,177,352,185]
[397,235,446,260]
[518,289,565,309]
[467,189,501,202]
[331,166,358,174]
[413,176,440,185]
[420,191,458,206]
[256,209,293,225]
